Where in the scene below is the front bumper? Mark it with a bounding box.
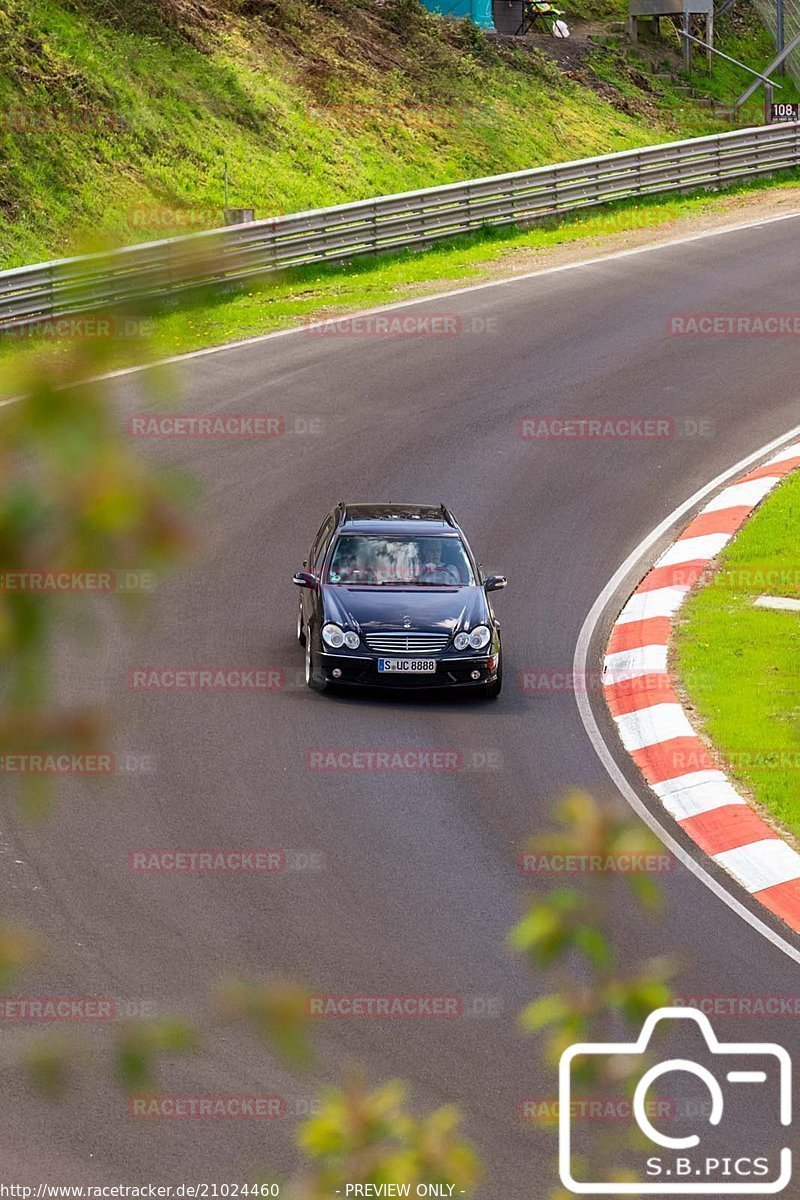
[318,651,499,689]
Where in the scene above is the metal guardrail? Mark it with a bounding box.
[734,29,800,111]
[2,122,800,329]
[680,30,783,87]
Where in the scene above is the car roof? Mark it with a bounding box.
[337,503,461,537]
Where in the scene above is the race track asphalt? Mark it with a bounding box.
[2,213,800,1195]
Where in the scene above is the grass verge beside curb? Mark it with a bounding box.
[673,468,800,843]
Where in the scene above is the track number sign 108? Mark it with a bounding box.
[771,102,799,122]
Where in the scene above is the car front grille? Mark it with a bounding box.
[364,632,451,654]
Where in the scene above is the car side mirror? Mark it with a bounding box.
[293,571,318,589]
[484,575,507,592]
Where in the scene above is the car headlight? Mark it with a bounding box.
[343,630,360,649]
[322,623,345,648]
[454,631,471,650]
[469,624,491,650]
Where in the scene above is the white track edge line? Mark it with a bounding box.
[3,207,800,408]
[573,421,800,965]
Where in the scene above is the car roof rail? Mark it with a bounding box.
[440,503,457,527]
[336,501,347,525]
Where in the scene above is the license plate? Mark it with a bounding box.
[378,658,437,674]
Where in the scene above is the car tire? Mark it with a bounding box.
[482,653,502,700]
[297,602,306,646]
[304,631,327,692]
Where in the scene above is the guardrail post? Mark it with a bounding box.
[371,201,379,254]
[45,263,55,326]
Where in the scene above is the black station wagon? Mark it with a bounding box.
[293,503,506,697]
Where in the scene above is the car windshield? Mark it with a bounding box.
[327,535,475,586]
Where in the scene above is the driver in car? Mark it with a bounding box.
[418,541,461,585]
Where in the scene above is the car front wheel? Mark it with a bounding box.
[304,631,327,692]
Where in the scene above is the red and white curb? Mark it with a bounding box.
[602,441,800,933]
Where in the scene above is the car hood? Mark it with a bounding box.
[321,585,487,634]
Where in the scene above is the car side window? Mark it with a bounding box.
[311,514,336,572]
[308,514,329,567]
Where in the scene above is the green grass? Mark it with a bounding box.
[674,468,800,841]
[0,0,793,272]
[3,170,799,377]
[0,0,673,269]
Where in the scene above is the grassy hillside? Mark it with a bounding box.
[0,0,760,268]
[0,0,796,271]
